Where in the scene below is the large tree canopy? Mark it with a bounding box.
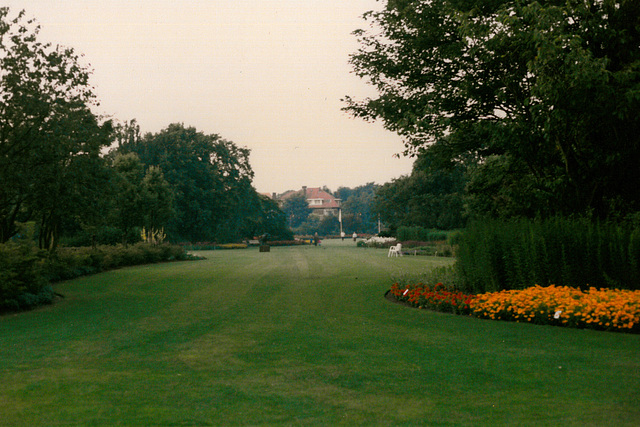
[281,193,312,229]
[0,8,112,247]
[337,183,380,234]
[116,123,289,242]
[0,9,288,247]
[345,0,640,219]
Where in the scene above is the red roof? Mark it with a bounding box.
[305,187,341,210]
[279,187,341,210]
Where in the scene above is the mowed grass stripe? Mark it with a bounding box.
[1,242,639,425]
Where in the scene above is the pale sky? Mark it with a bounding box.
[5,0,414,194]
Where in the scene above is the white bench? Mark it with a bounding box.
[388,243,402,257]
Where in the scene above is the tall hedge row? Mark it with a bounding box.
[457,217,640,294]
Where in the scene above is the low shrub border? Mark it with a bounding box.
[1,242,193,313]
[266,240,307,247]
[216,244,247,250]
[182,241,307,250]
[389,283,640,334]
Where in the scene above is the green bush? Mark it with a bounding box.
[45,249,97,282]
[457,217,640,294]
[397,226,448,242]
[0,241,51,312]
[60,226,142,247]
[0,242,190,313]
[46,243,189,281]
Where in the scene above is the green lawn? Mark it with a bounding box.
[1,239,639,425]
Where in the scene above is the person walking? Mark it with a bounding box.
[352,232,357,242]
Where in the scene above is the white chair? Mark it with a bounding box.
[388,243,402,257]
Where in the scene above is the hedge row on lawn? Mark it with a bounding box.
[396,226,449,242]
[0,242,190,313]
[457,217,640,294]
[180,240,307,251]
[267,240,308,246]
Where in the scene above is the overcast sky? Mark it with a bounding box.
[5,0,414,194]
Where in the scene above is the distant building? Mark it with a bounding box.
[279,186,341,216]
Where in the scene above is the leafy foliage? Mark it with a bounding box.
[0,241,190,312]
[240,194,293,241]
[337,183,380,234]
[373,150,467,230]
[115,123,289,242]
[346,0,640,219]
[457,217,640,294]
[0,8,112,247]
[0,240,50,311]
[281,193,312,229]
[396,227,448,242]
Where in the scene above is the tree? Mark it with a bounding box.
[109,153,147,244]
[345,0,640,219]
[240,194,292,241]
[281,193,312,229]
[0,8,112,247]
[373,149,467,230]
[141,165,175,239]
[115,123,273,242]
[318,214,340,236]
[337,183,380,234]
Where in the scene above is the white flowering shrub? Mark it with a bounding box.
[362,236,397,248]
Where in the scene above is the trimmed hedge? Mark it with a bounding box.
[397,226,449,242]
[457,217,640,294]
[1,242,190,313]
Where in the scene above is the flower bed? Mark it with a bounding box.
[471,285,640,333]
[217,243,248,249]
[389,282,473,315]
[389,283,640,334]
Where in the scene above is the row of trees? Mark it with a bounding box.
[0,8,290,248]
[111,121,291,243]
[0,8,113,248]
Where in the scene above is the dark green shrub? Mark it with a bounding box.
[15,286,55,309]
[397,226,448,242]
[45,249,97,282]
[1,242,189,313]
[0,241,49,312]
[457,217,640,293]
[378,230,395,238]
